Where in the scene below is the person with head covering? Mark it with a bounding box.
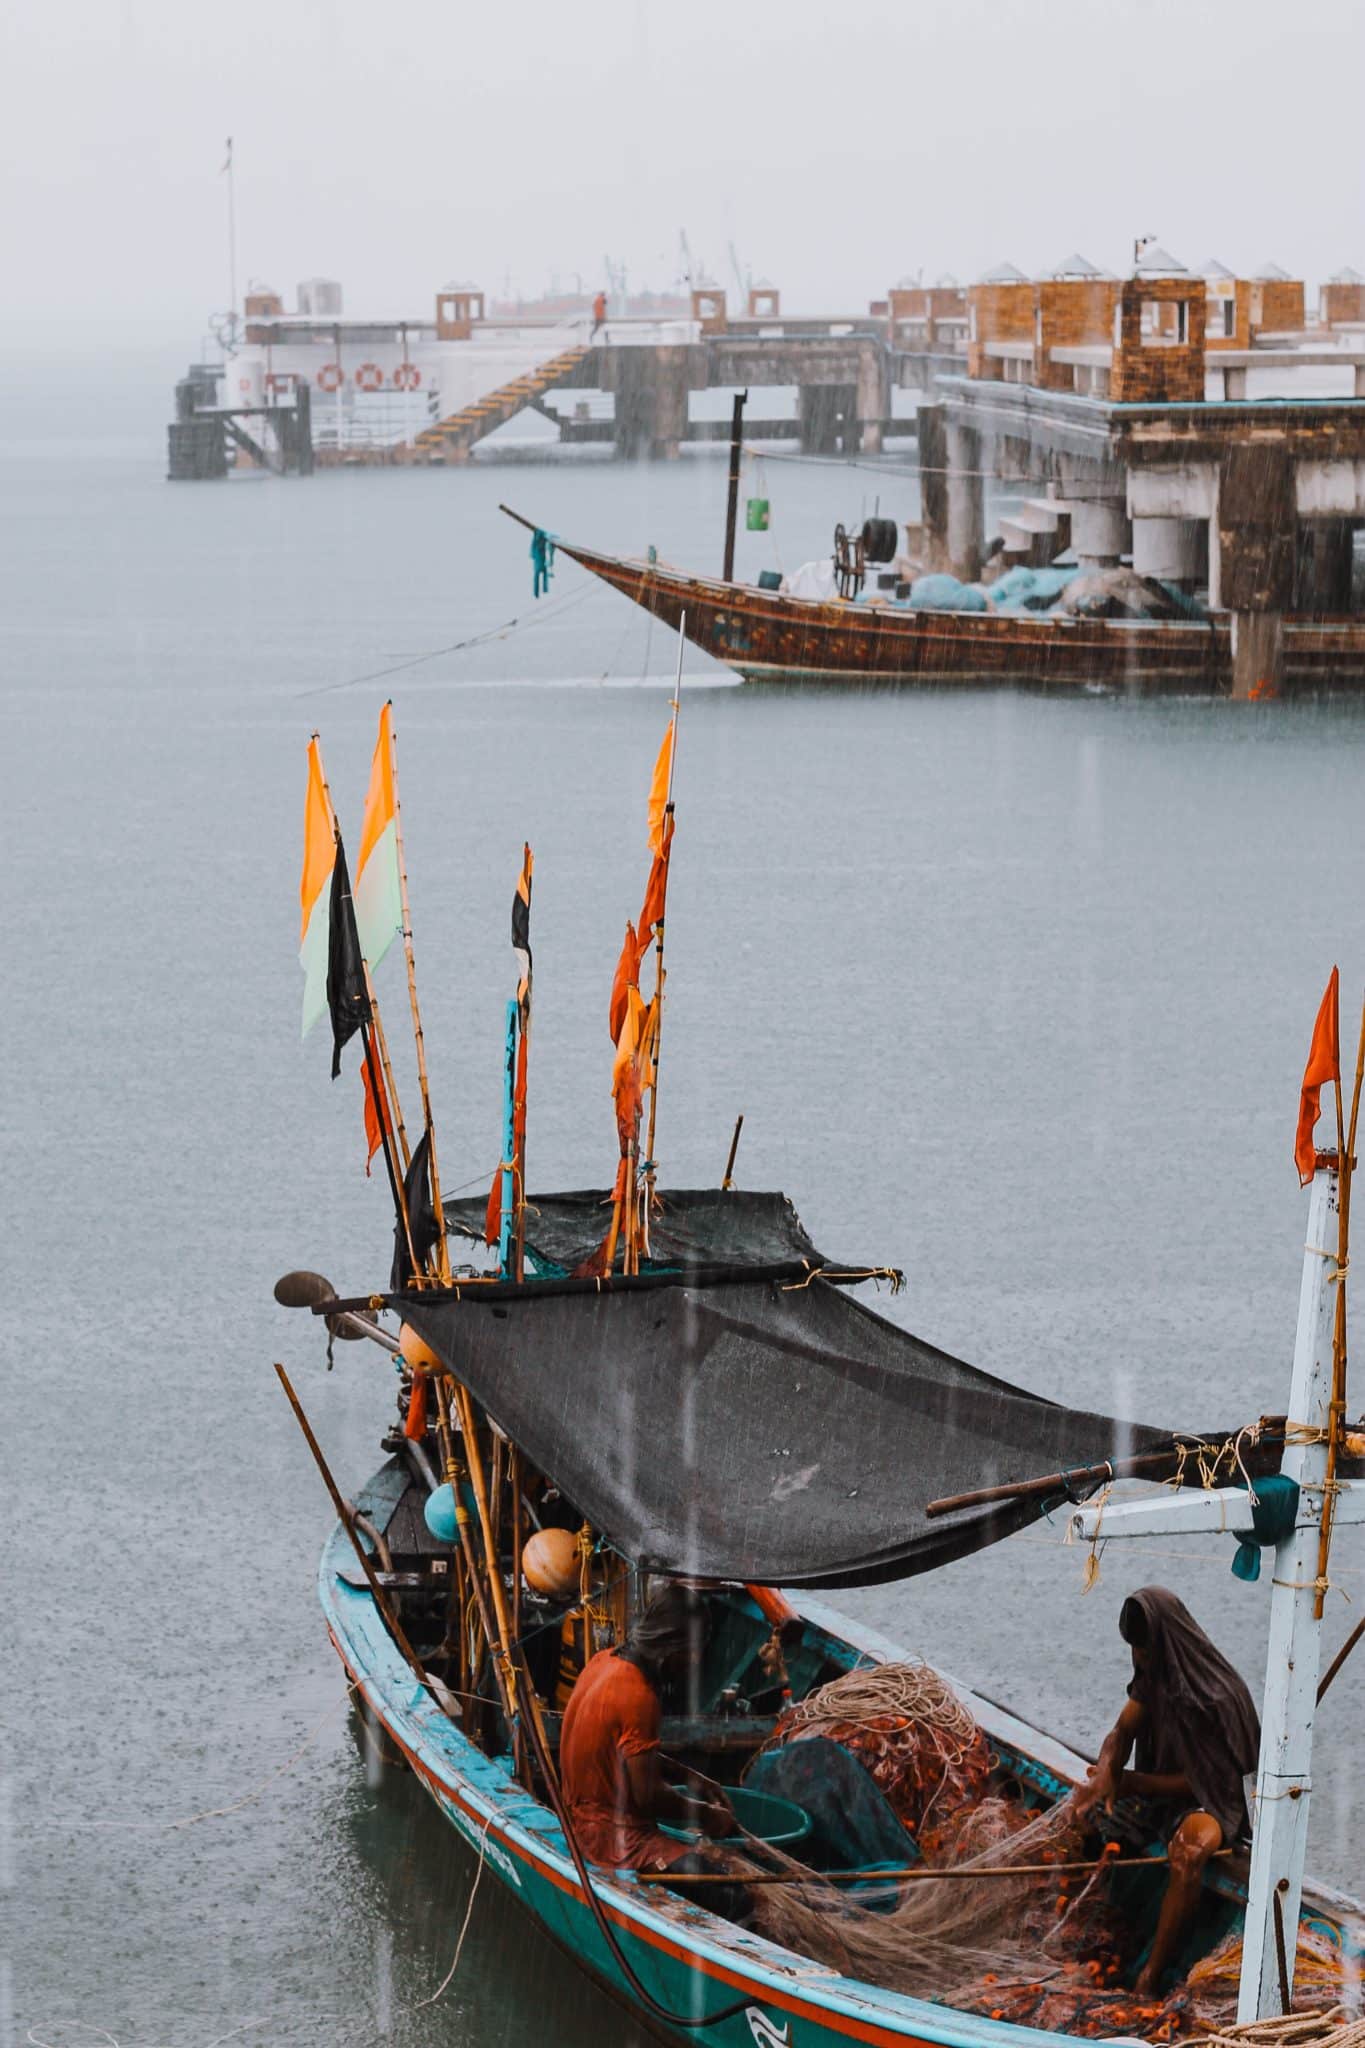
[560,1582,732,1871]
[1075,1586,1261,1995]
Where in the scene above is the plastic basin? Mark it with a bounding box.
[661,1784,812,1848]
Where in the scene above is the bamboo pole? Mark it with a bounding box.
[365,964,412,1173]
[430,1376,515,1730]
[274,1364,448,1709]
[513,845,533,1286]
[1314,993,1365,1618]
[387,704,451,1283]
[721,1114,744,1190]
[362,1018,417,1280]
[638,1849,1235,1888]
[642,620,684,1228]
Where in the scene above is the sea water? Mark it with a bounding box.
[4,354,1365,2045]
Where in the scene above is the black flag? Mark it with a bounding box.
[391,1128,440,1289]
[327,834,369,1079]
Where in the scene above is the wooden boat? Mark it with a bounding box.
[319,1419,1365,2048]
[510,522,1365,693]
[285,705,1365,2047]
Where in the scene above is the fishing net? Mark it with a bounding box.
[730,1665,1363,2041]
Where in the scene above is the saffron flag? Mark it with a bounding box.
[327,834,370,1079]
[361,1045,391,1177]
[299,735,337,1039]
[354,701,404,973]
[1295,967,1341,1185]
[647,717,675,856]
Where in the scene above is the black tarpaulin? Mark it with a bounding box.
[442,1187,844,1278]
[397,1274,1170,1589]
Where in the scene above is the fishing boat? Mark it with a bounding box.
[279,701,1365,2047]
[501,516,1365,694]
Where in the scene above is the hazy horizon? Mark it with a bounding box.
[2,0,1362,350]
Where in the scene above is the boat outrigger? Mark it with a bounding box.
[277,697,1365,2046]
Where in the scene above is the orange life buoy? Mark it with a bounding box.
[355,362,383,392]
[317,362,343,392]
[393,361,421,390]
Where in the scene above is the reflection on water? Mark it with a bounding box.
[5,369,1365,2043]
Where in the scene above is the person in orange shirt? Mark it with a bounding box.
[560,1582,731,1872]
[591,289,607,339]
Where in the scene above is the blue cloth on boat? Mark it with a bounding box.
[907,574,988,613]
[989,565,1078,612]
[1230,1474,1300,1581]
[746,1736,918,1873]
[530,528,556,598]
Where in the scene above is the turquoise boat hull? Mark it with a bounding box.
[319,1497,1362,2048]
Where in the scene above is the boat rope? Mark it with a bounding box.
[405,1812,496,2014]
[295,583,593,699]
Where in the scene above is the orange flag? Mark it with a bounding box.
[1295,967,1340,1185]
[647,718,675,856]
[362,1049,392,1177]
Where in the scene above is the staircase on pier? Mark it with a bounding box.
[410,345,590,462]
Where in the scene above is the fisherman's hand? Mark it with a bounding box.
[1074,1764,1116,1819]
[696,1796,734,1839]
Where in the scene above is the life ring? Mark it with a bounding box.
[355,362,383,392]
[317,362,343,392]
[393,362,421,390]
[238,376,252,394]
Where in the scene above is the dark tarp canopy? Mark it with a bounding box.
[396,1272,1171,1589]
[441,1187,851,1279]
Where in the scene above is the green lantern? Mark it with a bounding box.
[745,497,770,532]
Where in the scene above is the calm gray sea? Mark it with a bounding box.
[4,354,1365,2046]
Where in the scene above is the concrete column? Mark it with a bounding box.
[1131,515,1203,585]
[1231,610,1283,700]
[1355,365,1365,398]
[856,344,891,455]
[1225,366,1248,400]
[1070,499,1130,567]
[917,403,950,571]
[945,423,984,581]
[799,384,855,455]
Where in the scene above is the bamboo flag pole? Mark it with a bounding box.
[1315,989,1365,1618]
[387,705,451,1283]
[365,964,412,1173]
[512,844,533,1286]
[642,616,685,1227]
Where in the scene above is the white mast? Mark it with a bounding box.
[1071,1158,1365,2019]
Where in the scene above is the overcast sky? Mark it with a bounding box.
[3,0,1362,346]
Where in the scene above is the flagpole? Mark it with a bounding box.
[365,965,412,1173]
[387,707,451,1283]
[362,1016,417,1277]
[642,616,685,1226]
[512,845,533,1285]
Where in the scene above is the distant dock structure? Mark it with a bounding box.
[170,251,1365,695]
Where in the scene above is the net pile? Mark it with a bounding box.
[736,1665,1362,2041]
[755,1660,993,1851]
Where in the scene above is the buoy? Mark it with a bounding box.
[424,1482,458,1543]
[398,1323,442,1373]
[523,1527,581,1600]
[393,362,421,390]
[355,362,383,392]
[317,362,343,392]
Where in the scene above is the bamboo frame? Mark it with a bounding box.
[641,620,685,1238]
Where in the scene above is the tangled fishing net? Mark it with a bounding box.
[730,1664,1363,2041]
